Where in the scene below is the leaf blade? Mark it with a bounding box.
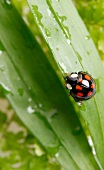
[27,0,104,168]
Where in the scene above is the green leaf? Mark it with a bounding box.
[0,1,102,170]
[26,0,104,169]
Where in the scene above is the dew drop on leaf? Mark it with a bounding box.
[47,8,51,16]
[85,35,91,40]
[47,110,58,122]
[39,103,42,108]
[58,62,68,73]
[27,106,35,114]
[32,5,43,28]
[45,28,51,37]
[87,51,90,55]
[67,39,71,45]
[72,126,81,135]
[56,47,59,51]
[0,83,11,94]
[55,152,59,158]
[5,0,11,5]
[4,0,12,9]
[0,51,3,55]
[0,66,5,72]
[28,98,32,102]
[17,77,20,81]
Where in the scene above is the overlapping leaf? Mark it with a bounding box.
[25,0,104,169]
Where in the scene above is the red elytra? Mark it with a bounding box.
[87,91,92,96]
[76,85,82,90]
[77,92,83,97]
[84,74,91,81]
[91,83,95,89]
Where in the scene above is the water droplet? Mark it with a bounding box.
[56,47,59,51]
[87,135,93,147]
[27,106,35,114]
[39,103,42,108]
[18,88,24,96]
[56,13,71,40]
[77,101,82,106]
[87,51,90,55]
[0,82,11,93]
[50,112,58,119]
[4,0,12,9]
[34,143,44,156]
[85,35,91,40]
[45,28,51,37]
[17,77,20,81]
[56,44,59,51]
[0,66,5,72]
[75,52,84,70]
[79,102,86,111]
[64,26,71,40]
[6,0,11,5]
[55,152,59,158]
[28,98,32,102]
[47,110,58,122]
[49,157,57,164]
[47,8,51,16]
[32,5,43,27]
[11,162,22,169]
[58,15,67,23]
[0,51,3,55]
[76,52,82,62]
[73,126,81,135]
[67,39,71,45]
[47,143,60,155]
[58,62,68,73]
[92,147,96,155]
[87,135,96,155]
[55,28,59,32]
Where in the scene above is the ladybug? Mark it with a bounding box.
[65,71,96,104]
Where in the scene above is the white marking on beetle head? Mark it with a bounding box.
[82,80,89,87]
[70,73,78,78]
[66,83,72,90]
